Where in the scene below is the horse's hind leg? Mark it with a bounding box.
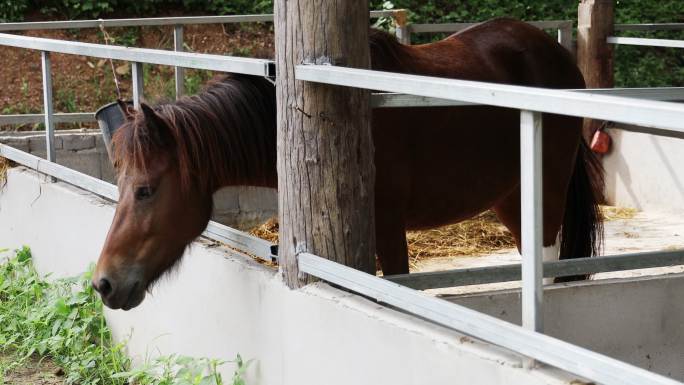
[493,184,566,283]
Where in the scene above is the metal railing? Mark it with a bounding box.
[1,16,684,385]
[608,36,684,49]
[294,64,684,384]
[614,23,684,32]
[0,11,398,120]
[609,23,684,50]
[0,14,575,127]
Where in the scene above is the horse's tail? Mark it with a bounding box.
[557,140,605,282]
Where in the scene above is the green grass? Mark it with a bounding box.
[0,247,249,385]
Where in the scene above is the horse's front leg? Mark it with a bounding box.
[375,207,410,276]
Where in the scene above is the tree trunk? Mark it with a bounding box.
[274,1,375,288]
[577,0,615,142]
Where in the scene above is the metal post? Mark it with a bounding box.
[41,51,55,164]
[131,61,144,109]
[173,25,185,99]
[558,24,574,56]
[393,9,410,45]
[520,110,544,334]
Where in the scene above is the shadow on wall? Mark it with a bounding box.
[604,128,684,212]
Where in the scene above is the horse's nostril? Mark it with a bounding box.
[97,278,113,297]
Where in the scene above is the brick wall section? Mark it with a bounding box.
[0,130,277,229]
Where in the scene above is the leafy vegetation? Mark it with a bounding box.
[0,1,682,88]
[0,247,248,385]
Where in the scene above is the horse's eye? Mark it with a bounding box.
[134,186,154,201]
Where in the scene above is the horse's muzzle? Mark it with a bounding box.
[92,273,146,310]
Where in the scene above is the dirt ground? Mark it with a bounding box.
[0,354,64,385]
[0,23,274,130]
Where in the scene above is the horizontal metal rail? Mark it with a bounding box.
[0,143,275,261]
[408,20,572,34]
[386,249,684,290]
[371,87,684,108]
[607,36,684,49]
[615,123,684,140]
[0,33,274,77]
[298,253,680,385]
[574,87,684,100]
[0,10,397,32]
[3,87,680,126]
[296,65,684,132]
[0,112,95,125]
[614,23,684,32]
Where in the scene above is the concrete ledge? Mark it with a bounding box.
[0,166,580,385]
[447,274,684,381]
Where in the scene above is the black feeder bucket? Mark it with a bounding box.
[95,100,133,164]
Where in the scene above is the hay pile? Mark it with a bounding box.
[600,205,637,221]
[248,211,517,265]
[0,157,10,185]
[249,217,279,243]
[248,206,638,266]
[406,211,515,264]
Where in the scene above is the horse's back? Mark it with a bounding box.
[448,18,584,88]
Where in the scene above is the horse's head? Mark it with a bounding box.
[92,102,213,310]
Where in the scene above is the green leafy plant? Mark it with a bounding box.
[113,353,250,385]
[0,247,251,385]
[0,246,130,384]
[56,88,78,113]
[0,0,29,22]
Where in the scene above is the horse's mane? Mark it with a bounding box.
[111,29,414,195]
[369,29,416,72]
[112,74,277,194]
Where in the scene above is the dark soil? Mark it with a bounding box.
[1,354,65,385]
[0,23,274,130]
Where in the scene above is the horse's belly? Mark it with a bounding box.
[404,163,518,229]
[372,106,520,230]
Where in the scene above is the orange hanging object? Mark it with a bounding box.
[590,129,611,154]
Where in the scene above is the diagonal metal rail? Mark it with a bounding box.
[299,253,682,385]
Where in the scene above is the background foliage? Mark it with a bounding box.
[0,0,682,87]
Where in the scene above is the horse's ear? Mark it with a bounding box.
[116,99,134,121]
[140,102,173,147]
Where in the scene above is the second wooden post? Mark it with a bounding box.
[274,1,376,288]
[577,0,615,142]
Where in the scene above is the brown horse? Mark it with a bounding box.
[93,18,603,310]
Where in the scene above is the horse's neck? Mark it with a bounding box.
[207,78,278,192]
[214,166,278,191]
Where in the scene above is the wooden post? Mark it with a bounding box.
[393,9,411,45]
[274,0,376,288]
[577,0,614,142]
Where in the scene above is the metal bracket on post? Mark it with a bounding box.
[173,25,185,99]
[520,110,544,336]
[40,51,56,173]
[393,9,410,45]
[132,61,144,109]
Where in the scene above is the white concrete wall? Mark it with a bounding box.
[0,167,579,385]
[449,275,684,381]
[603,128,684,212]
